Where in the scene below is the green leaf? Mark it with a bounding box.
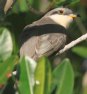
[53,59,74,94]
[0,28,13,61]
[55,0,80,7]
[12,0,28,13]
[72,46,87,58]
[67,0,80,7]
[12,0,40,13]
[18,56,37,94]
[34,57,51,94]
[18,0,28,12]
[32,0,40,10]
[0,56,17,84]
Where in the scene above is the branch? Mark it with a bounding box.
[56,33,87,55]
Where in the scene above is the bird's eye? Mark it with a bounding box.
[58,10,64,14]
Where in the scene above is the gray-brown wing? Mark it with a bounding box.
[20,33,67,60]
[35,33,67,57]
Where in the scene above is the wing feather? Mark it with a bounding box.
[35,33,67,57]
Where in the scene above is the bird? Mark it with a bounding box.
[0,0,15,15]
[19,7,78,61]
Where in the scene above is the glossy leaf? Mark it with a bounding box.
[34,57,51,94]
[12,0,42,13]
[12,0,28,13]
[0,28,13,61]
[18,56,37,94]
[18,0,28,12]
[53,59,74,94]
[0,56,17,84]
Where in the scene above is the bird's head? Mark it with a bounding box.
[45,7,79,28]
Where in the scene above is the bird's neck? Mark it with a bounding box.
[49,14,73,28]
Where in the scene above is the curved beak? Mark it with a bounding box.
[69,14,80,19]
